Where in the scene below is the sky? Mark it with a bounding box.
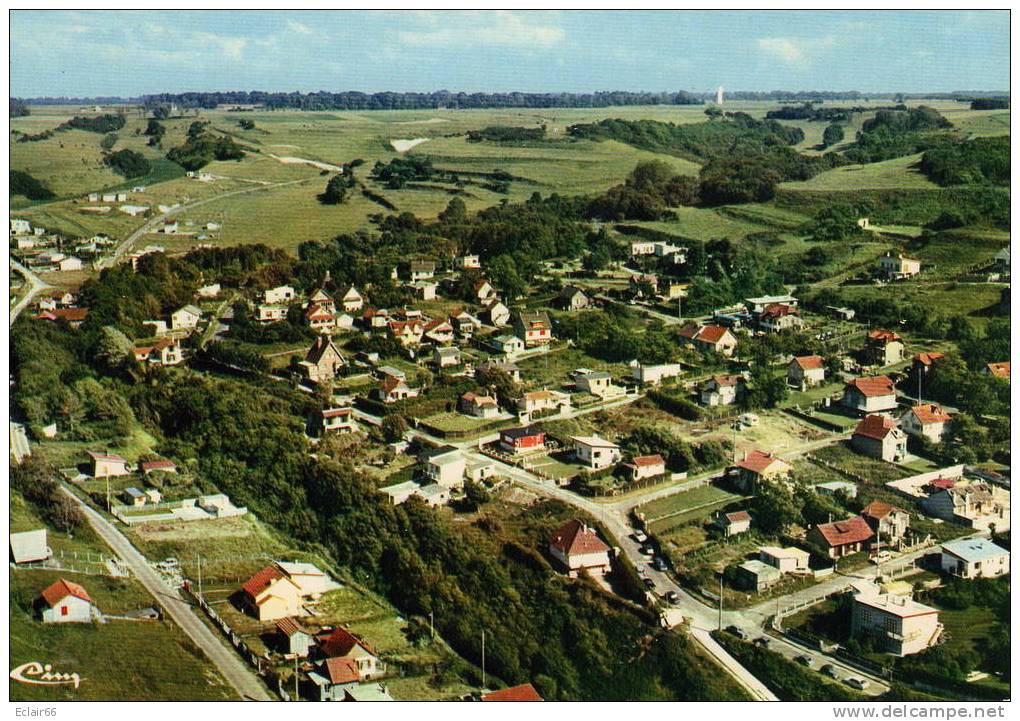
[9,10,1011,98]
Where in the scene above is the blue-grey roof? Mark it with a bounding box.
[941,538,1008,564]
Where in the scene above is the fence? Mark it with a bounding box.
[13,549,127,577]
[187,585,274,684]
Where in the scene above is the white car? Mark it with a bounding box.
[632,530,649,544]
[846,677,870,690]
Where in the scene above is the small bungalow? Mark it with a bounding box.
[700,374,744,406]
[264,285,296,304]
[241,566,305,621]
[476,360,521,382]
[513,311,553,347]
[815,480,858,499]
[321,407,357,434]
[629,360,682,386]
[517,389,570,416]
[40,578,98,624]
[877,252,921,280]
[491,334,526,358]
[679,323,738,357]
[433,346,462,368]
[861,500,911,544]
[939,538,1010,579]
[759,546,810,573]
[621,454,666,482]
[808,516,874,559]
[736,560,781,592]
[499,426,546,455]
[373,376,419,404]
[717,511,751,538]
[171,304,202,331]
[731,450,792,493]
[461,392,500,419]
[483,300,511,327]
[985,362,1010,382]
[571,368,620,398]
[556,285,590,311]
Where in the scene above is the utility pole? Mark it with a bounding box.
[481,629,486,689]
[106,474,111,513]
[429,611,434,641]
[294,656,299,701]
[197,554,203,599]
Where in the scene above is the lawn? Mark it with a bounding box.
[809,443,906,484]
[9,569,234,701]
[780,153,938,192]
[640,485,744,534]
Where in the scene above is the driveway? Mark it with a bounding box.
[60,487,272,701]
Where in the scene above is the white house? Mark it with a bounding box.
[939,538,1010,579]
[171,304,202,331]
[842,376,898,414]
[630,360,682,386]
[491,334,525,358]
[877,252,922,280]
[433,346,461,368]
[701,374,743,406]
[621,454,666,481]
[900,403,952,444]
[571,368,620,398]
[548,519,611,578]
[759,546,810,573]
[484,300,511,327]
[196,283,221,299]
[572,435,622,470]
[264,285,296,304]
[41,579,98,624]
[425,449,466,488]
[850,587,941,657]
[339,286,364,312]
[788,355,826,389]
[57,257,83,272]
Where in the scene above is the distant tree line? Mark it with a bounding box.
[467,125,546,143]
[9,98,29,117]
[919,136,1009,186]
[140,89,704,110]
[970,98,1009,110]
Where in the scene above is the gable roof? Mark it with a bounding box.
[861,500,908,520]
[501,425,544,440]
[516,311,551,329]
[813,516,874,547]
[853,414,900,441]
[735,450,791,475]
[275,616,310,638]
[909,403,951,425]
[140,459,176,472]
[177,304,202,317]
[241,565,285,599]
[305,336,343,365]
[708,374,742,388]
[41,578,92,607]
[10,529,49,564]
[323,657,360,685]
[482,683,544,702]
[380,375,409,394]
[760,303,798,319]
[319,626,375,659]
[304,303,333,321]
[629,454,665,467]
[793,355,824,370]
[847,376,895,398]
[549,519,610,557]
[681,323,731,344]
[724,511,751,524]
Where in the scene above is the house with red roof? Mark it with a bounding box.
[133,336,183,367]
[808,516,875,559]
[482,683,544,701]
[911,351,945,387]
[842,375,898,413]
[548,519,612,578]
[899,403,951,444]
[863,330,905,366]
[700,374,744,406]
[717,510,752,537]
[680,323,737,357]
[985,362,1010,382]
[40,578,98,623]
[275,616,313,657]
[317,626,382,677]
[140,459,177,475]
[788,355,826,389]
[36,307,89,328]
[320,407,357,434]
[240,565,304,621]
[461,391,500,419]
[731,450,793,493]
[304,303,335,333]
[852,414,907,463]
[621,454,666,482]
[373,375,419,404]
[758,303,804,333]
[388,319,425,347]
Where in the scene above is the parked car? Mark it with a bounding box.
[639,545,654,556]
[846,677,870,690]
[821,664,839,679]
[632,530,648,544]
[753,637,771,648]
[652,556,668,572]
[795,655,814,668]
[643,577,655,590]
[665,591,679,604]
[725,625,749,640]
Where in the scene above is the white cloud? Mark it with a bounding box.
[398,11,564,48]
[287,19,312,35]
[756,36,836,64]
[195,32,248,60]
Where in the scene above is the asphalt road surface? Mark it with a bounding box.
[61,487,272,701]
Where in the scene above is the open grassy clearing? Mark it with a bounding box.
[809,443,907,484]
[781,153,938,192]
[638,484,741,522]
[9,569,234,701]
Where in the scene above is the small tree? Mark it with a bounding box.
[381,414,408,443]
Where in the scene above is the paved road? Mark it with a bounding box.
[10,259,50,326]
[454,446,778,700]
[60,487,272,701]
[100,178,312,269]
[10,422,31,463]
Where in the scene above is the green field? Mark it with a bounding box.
[9,569,234,701]
[809,444,906,484]
[781,154,938,192]
[639,484,743,533]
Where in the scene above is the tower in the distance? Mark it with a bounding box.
[716,86,724,105]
